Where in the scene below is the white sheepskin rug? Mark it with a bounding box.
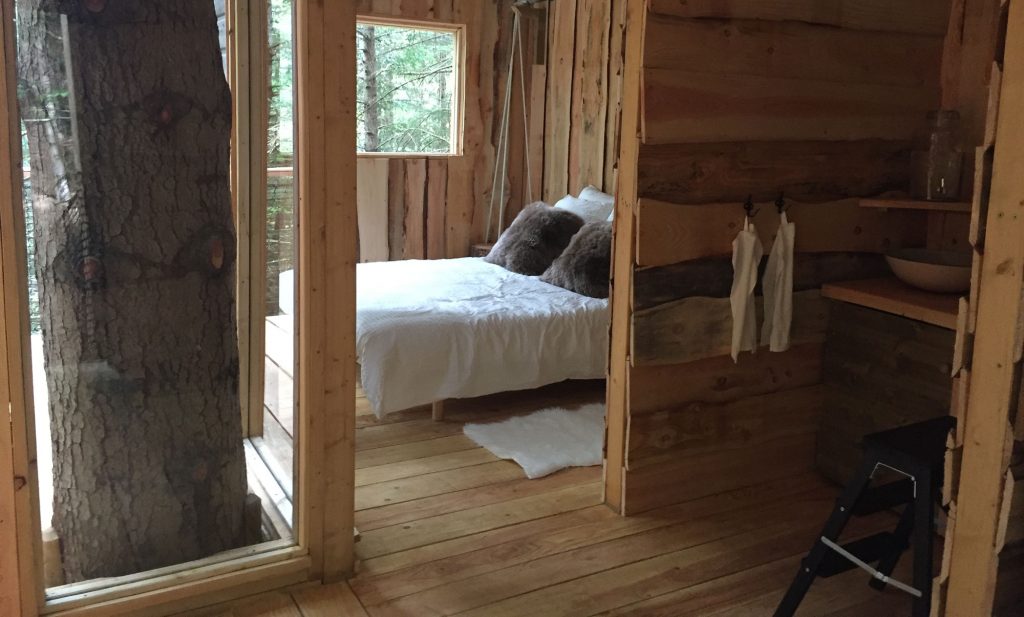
[463,403,605,479]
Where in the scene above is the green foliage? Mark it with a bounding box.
[357,24,456,154]
[268,0,294,166]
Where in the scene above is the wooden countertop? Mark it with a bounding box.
[821,277,961,330]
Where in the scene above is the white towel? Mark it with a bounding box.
[730,218,764,362]
[762,212,795,352]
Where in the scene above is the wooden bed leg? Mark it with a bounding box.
[432,400,445,422]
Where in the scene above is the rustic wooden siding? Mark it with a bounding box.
[817,302,955,484]
[542,0,625,203]
[611,0,954,515]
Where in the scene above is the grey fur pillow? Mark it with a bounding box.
[484,202,584,275]
[540,221,612,298]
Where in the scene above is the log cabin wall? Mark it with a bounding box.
[354,0,624,262]
[609,0,955,515]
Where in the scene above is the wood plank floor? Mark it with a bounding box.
[212,379,916,617]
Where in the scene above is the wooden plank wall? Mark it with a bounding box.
[542,0,625,203]
[610,0,953,515]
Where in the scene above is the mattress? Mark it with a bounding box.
[355,258,610,417]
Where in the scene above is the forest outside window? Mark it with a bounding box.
[357,19,463,156]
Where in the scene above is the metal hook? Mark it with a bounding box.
[743,195,760,218]
[775,192,787,214]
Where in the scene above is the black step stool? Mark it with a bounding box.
[774,416,955,617]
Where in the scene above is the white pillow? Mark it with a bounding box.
[606,208,614,222]
[554,194,613,225]
[579,185,614,209]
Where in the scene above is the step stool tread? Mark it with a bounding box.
[818,532,900,578]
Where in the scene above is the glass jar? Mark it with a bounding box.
[911,110,964,202]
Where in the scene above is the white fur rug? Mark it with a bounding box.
[463,403,605,479]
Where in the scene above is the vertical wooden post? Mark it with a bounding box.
[296,0,358,582]
[946,0,1024,614]
[603,0,644,514]
[0,0,43,613]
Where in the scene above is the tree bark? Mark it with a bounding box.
[17,0,247,582]
[361,25,381,152]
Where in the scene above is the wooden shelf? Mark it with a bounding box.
[858,198,971,213]
[821,277,960,330]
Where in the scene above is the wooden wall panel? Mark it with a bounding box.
[402,160,427,260]
[644,15,943,87]
[816,302,956,484]
[614,0,950,517]
[543,0,624,202]
[567,0,611,196]
[621,431,818,515]
[635,198,928,268]
[642,68,937,145]
[647,0,954,36]
[637,140,913,205]
[628,384,825,464]
[630,344,823,415]
[543,0,578,203]
[631,290,829,368]
[356,159,390,263]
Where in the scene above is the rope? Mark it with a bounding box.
[486,6,530,243]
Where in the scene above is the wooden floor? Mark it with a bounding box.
[210,375,917,617]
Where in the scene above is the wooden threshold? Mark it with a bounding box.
[822,277,960,330]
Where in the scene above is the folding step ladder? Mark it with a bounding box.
[774,416,955,617]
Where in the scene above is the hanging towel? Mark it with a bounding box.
[762,212,796,352]
[730,217,764,362]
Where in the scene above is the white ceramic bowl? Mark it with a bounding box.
[885,248,971,293]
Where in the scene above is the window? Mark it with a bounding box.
[356,20,462,155]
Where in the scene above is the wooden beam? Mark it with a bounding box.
[296,0,357,582]
[603,0,645,513]
[642,67,938,145]
[542,0,577,202]
[637,140,913,205]
[631,290,829,368]
[946,1,1024,612]
[319,0,358,582]
[628,385,825,464]
[644,14,943,88]
[630,344,823,415]
[646,0,954,37]
[635,198,927,268]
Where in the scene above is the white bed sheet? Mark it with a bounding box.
[356,258,610,417]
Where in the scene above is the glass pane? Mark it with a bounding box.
[356,23,457,154]
[249,0,297,539]
[14,0,293,593]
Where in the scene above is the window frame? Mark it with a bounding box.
[354,16,466,159]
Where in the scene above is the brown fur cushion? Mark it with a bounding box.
[484,203,584,275]
[540,221,612,298]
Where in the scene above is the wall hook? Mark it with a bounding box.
[775,192,787,214]
[744,195,760,218]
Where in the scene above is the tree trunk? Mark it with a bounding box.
[361,25,381,152]
[17,0,247,582]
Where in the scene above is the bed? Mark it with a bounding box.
[279,257,610,418]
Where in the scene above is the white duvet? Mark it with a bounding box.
[356,258,610,417]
